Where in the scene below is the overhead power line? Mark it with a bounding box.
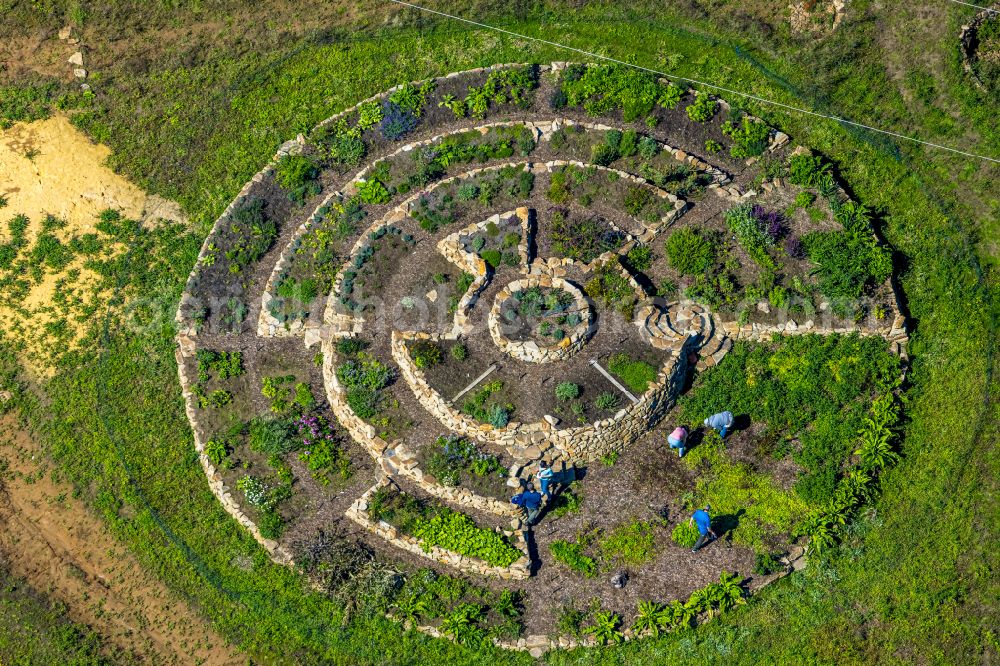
[942,0,999,13]
[384,0,1000,165]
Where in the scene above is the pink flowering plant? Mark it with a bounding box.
[296,414,351,483]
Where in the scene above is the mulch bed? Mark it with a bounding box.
[182,62,817,637]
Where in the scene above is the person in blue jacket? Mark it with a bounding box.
[511,484,543,526]
[704,411,735,439]
[689,505,718,553]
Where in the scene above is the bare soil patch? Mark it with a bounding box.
[0,415,242,664]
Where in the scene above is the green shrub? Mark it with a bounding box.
[410,341,443,369]
[274,154,321,202]
[624,186,653,217]
[754,552,782,576]
[312,118,366,166]
[225,198,277,273]
[624,244,653,271]
[275,277,319,304]
[560,63,662,120]
[638,135,660,159]
[549,539,597,577]
[425,435,501,487]
[556,605,588,638]
[685,94,718,122]
[450,343,468,361]
[803,228,892,300]
[336,338,368,355]
[248,417,296,455]
[722,117,771,158]
[486,404,510,428]
[599,520,660,565]
[665,227,715,275]
[258,510,285,540]
[725,203,775,268]
[337,353,395,419]
[555,382,581,401]
[705,139,723,153]
[788,154,831,187]
[357,179,390,204]
[550,482,583,517]
[607,353,657,393]
[195,349,244,382]
[480,249,501,269]
[594,392,619,411]
[671,521,700,548]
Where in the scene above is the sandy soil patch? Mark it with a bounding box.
[0,116,186,374]
[0,415,243,664]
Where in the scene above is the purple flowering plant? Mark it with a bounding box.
[296,414,350,482]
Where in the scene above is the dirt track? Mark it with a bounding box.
[0,403,244,661]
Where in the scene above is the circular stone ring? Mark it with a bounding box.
[488,276,593,364]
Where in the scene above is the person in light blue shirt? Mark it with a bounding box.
[704,411,735,439]
[689,505,718,553]
[536,460,555,499]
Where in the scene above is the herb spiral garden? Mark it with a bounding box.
[174,62,908,652]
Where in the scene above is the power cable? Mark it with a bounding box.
[384,0,1000,164]
[941,0,999,13]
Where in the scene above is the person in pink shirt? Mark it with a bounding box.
[667,425,688,458]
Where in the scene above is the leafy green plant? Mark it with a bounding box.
[725,203,775,269]
[624,244,653,271]
[411,508,523,567]
[204,437,234,469]
[410,341,443,369]
[594,392,619,411]
[803,202,892,300]
[665,227,715,275]
[549,539,597,577]
[722,116,771,158]
[753,552,782,576]
[586,610,624,646]
[439,603,486,645]
[788,154,832,187]
[248,417,296,455]
[632,600,667,637]
[425,435,501,487]
[685,93,718,122]
[450,343,468,361]
[550,481,583,517]
[555,382,580,401]
[275,277,318,304]
[671,520,700,548]
[274,154,321,203]
[556,604,588,638]
[607,353,657,393]
[357,179,390,204]
[336,352,395,420]
[599,520,660,565]
[225,198,277,273]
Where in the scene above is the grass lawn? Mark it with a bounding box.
[0,1,997,663]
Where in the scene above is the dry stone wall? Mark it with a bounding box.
[488,276,592,363]
[345,478,531,580]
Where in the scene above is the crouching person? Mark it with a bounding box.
[511,484,543,526]
[667,425,688,457]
